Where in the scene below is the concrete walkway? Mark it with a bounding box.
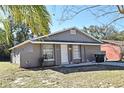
[62,62,124,67]
[62,62,97,67]
[99,62,124,67]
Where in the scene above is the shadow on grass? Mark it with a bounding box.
[27,64,124,74]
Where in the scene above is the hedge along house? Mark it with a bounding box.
[9,28,102,68]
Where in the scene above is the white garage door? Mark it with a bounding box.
[61,44,69,64]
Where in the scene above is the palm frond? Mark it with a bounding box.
[0,5,51,45]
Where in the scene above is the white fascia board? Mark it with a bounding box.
[9,40,32,50]
[32,41,101,45]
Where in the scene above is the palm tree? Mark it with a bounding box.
[0,5,51,45]
[0,28,6,44]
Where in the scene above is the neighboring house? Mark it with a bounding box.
[101,40,124,61]
[9,27,102,68]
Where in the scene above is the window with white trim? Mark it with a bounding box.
[42,44,54,61]
[73,45,80,59]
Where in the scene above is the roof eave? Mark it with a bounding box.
[9,40,32,50]
[32,41,102,45]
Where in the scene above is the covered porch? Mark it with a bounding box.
[37,41,103,67]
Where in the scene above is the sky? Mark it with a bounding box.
[46,5,124,33]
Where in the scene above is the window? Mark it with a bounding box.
[42,44,54,61]
[73,45,80,59]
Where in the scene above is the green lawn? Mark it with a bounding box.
[1,62,124,88]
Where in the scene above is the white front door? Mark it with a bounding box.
[61,44,69,64]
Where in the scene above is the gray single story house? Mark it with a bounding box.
[10,27,102,68]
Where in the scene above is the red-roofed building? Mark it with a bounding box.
[101,40,124,61]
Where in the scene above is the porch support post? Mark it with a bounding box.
[84,46,87,62]
[80,45,82,63]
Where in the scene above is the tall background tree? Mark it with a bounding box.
[82,25,118,40]
[13,23,33,45]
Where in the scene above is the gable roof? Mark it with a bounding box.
[32,27,102,43]
[9,27,102,50]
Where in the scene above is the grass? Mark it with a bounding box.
[1,62,124,87]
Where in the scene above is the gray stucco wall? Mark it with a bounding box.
[81,45,86,62]
[68,45,72,64]
[54,44,61,65]
[85,45,101,62]
[11,43,41,68]
[11,43,62,67]
[11,43,101,68]
[20,43,41,68]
